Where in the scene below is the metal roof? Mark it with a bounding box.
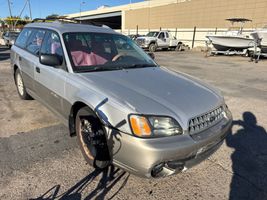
[75,11,121,21]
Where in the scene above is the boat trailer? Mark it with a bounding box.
[249,38,267,63]
[205,41,249,57]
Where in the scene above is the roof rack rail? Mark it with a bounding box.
[31,17,81,24]
[31,17,112,29]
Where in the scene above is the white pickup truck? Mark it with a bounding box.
[136,31,182,52]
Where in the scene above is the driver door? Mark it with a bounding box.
[157,32,167,48]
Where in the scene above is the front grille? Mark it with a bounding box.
[189,106,224,134]
[136,39,145,46]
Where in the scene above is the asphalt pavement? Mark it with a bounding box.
[0,46,267,200]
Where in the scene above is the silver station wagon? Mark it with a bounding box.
[11,21,232,178]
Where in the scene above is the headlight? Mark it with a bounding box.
[129,115,183,138]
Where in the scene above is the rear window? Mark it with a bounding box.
[25,29,46,55]
[166,32,169,38]
[15,28,32,48]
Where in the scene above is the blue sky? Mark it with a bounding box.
[0,0,144,19]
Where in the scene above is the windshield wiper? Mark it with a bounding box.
[76,64,156,73]
[123,64,157,69]
[77,65,123,73]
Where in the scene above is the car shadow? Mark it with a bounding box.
[30,165,130,200]
[226,111,267,200]
[0,52,10,61]
[0,46,10,61]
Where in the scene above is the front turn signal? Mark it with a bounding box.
[129,115,152,137]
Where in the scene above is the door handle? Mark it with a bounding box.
[19,56,22,61]
[36,67,40,73]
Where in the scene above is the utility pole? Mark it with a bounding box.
[7,0,13,30]
[80,1,85,23]
[14,0,28,28]
[28,0,32,20]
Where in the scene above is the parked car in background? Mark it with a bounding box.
[136,31,182,52]
[11,22,232,178]
[3,31,19,47]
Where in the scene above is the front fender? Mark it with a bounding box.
[72,90,134,134]
[148,39,157,45]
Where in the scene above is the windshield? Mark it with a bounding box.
[9,32,19,37]
[146,32,159,37]
[63,32,157,73]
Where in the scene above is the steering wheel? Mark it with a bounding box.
[112,53,127,62]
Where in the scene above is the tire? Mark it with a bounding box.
[76,107,110,169]
[15,69,32,100]
[175,44,182,51]
[149,43,157,52]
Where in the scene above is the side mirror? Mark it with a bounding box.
[40,54,62,67]
[148,52,155,60]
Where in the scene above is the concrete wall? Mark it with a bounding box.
[124,0,267,29]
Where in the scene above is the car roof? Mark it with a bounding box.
[24,22,119,35]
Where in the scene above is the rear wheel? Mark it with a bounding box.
[175,43,182,51]
[76,107,110,169]
[15,69,32,100]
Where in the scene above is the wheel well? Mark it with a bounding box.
[69,101,96,136]
[13,65,18,82]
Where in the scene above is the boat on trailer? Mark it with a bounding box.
[206,18,254,54]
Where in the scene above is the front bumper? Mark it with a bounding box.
[139,44,149,48]
[109,110,232,178]
[136,41,149,48]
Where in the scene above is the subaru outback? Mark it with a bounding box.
[11,22,232,178]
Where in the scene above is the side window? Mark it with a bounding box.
[166,32,169,38]
[40,31,63,57]
[40,31,64,68]
[158,32,164,39]
[26,29,46,55]
[15,28,32,48]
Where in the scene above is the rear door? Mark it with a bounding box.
[23,29,46,93]
[34,30,67,116]
[165,32,171,46]
[13,28,43,94]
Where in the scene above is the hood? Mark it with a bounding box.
[137,36,156,40]
[78,67,224,128]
